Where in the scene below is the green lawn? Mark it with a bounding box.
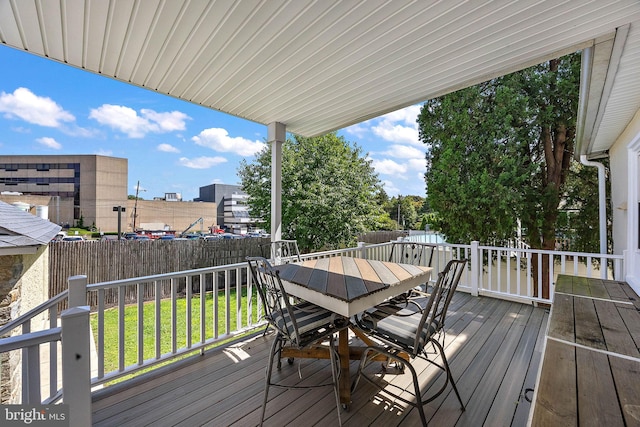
[90,288,260,374]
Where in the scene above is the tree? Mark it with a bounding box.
[419,81,530,244]
[419,53,588,298]
[238,133,384,251]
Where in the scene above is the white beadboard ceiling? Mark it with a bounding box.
[1,0,640,154]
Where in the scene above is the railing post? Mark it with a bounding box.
[67,275,88,308]
[470,241,480,296]
[61,306,91,427]
[21,322,41,404]
[357,241,367,259]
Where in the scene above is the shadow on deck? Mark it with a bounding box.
[91,292,548,426]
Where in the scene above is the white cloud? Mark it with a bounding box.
[192,128,265,156]
[344,105,422,146]
[89,105,190,138]
[381,144,424,159]
[0,87,75,127]
[344,123,369,138]
[407,158,427,171]
[379,105,421,125]
[371,158,407,176]
[381,179,400,195]
[178,156,227,169]
[372,122,419,145]
[36,136,62,149]
[158,143,180,153]
[95,149,113,156]
[141,109,189,132]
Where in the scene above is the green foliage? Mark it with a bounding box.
[238,132,384,251]
[559,160,611,252]
[75,213,85,229]
[418,53,599,250]
[419,82,529,244]
[387,195,421,229]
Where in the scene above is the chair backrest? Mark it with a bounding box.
[389,241,436,267]
[414,258,467,353]
[271,240,301,264]
[247,256,301,341]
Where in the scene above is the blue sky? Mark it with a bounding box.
[0,45,427,201]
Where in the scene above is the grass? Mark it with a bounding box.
[90,287,260,375]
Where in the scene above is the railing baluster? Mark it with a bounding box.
[200,273,206,346]
[98,288,105,379]
[186,275,192,349]
[155,280,161,360]
[171,278,177,355]
[214,272,219,340]
[48,305,58,399]
[225,270,231,336]
[137,282,144,366]
[118,286,125,372]
[236,267,242,331]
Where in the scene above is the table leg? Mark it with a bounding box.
[338,328,351,408]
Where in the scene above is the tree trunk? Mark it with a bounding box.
[531,58,575,299]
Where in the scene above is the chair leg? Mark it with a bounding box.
[260,334,281,426]
[275,335,284,369]
[432,339,465,411]
[328,335,342,426]
[354,347,428,426]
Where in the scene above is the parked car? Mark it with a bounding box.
[158,235,175,240]
[220,233,244,239]
[133,235,151,241]
[61,236,84,242]
[202,234,222,240]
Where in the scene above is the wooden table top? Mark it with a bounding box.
[550,276,640,359]
[530,275,640,426]
[275,256,432,317]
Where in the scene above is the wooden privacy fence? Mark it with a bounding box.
[357,230,406,244]
[49,239,267,309]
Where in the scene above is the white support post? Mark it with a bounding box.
[268,122,285,243]
[470,241,480,296]
[67,275,88,308]
[61,306,91,427]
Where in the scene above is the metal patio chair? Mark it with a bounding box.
[352,258,468,426]
[259,239,301,264]
[247,257,347,426]
[387,241,438,306]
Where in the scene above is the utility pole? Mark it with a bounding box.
[113,206,126,240]
[132,180,145,231]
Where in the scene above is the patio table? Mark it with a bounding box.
[274,256,432,407]
[530,275,640,426]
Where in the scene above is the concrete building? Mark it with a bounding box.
[0,155,128,232]
[196,184,259,234]
[0,155,219,234]
[126,199,216,235]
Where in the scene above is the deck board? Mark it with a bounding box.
[91,292,548,426]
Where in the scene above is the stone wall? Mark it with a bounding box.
[0,247,50,404]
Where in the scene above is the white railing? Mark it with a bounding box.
[86,262,265,386]
[0,262,266,416]
[401,237,624,304]
[0,239,626,426]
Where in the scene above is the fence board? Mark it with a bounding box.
[49,239,266,309]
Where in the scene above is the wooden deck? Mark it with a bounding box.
[91,292,548,426]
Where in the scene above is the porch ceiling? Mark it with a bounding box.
[1,0,640,144]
